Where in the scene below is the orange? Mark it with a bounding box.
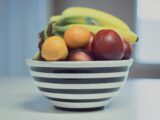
[64,26,90,48]
[41,36,68,61]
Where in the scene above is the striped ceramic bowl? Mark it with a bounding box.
[26,59,133,110]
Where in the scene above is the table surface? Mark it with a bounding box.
[0,77,160,120]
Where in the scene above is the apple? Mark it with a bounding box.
[68,49,93,61]
[92,29,125,60]
[122,40,132,59]
[85,32,95,52]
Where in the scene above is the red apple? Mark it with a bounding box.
[122,40,132,59]
[85,32,95,52]
[68,49,93,61]
[92,29,125,60]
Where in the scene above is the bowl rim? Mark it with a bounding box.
[26,59,133,68]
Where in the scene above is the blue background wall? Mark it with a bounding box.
[0,0,54,77]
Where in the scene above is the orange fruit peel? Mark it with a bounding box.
[64,26,90,48]
[41,36,68,61]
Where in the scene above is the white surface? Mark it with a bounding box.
[0,77,160,120]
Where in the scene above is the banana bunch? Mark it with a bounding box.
[42,7,138,44]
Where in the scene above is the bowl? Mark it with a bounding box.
[26,59,133,110]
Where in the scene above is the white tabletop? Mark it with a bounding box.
[0,77,160,120]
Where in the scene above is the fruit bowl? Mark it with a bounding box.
[26,59,133,110]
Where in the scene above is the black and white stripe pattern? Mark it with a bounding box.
[30,66,128,73]
[27,59,133,109]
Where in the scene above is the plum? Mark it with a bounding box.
[122,40,132,59]
[68,49,93,61]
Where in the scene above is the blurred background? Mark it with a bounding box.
[0,0,160,78]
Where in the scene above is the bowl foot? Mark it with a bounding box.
[54,106,104,112]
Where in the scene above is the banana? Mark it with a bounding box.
[53,24,138,44]
[56,15,103,26]
[49,15,61,24]
[44,26,48,39]
[42,7,138,44]
[40,16,60,40]
[33,51,40,60]
[57,7,130,30]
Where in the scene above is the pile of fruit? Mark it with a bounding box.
[34,7,138,61]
